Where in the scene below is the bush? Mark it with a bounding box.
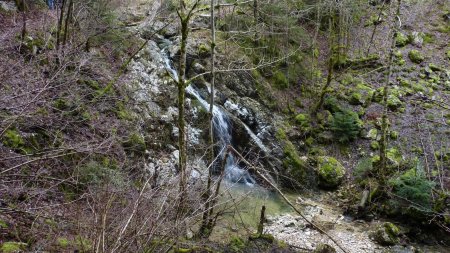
[330,111,361,143]
[389,162,435,209]
[272,70,289,89]
[76,160,125,187]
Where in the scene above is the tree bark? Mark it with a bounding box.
[56,0,66,50]
[313,5,335,114]
[379,0,401,185]
[62,0,73,47]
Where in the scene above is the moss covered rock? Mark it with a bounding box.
[395,32,410,47]
[1,242,27,253]
[317,156,346,189]
[408,50,424,64]
[387,94,403,111]
[370,222,400,246]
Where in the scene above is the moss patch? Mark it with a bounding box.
[317,156,345,189]
[408,50,424,64]
[1,242,28,253]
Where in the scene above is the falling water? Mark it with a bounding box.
[162,47,256,185]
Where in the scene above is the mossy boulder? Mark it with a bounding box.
[347,83,374,106]
[408,50,424,64]
[1,242,28,253]
[366,128,379,140]
[387,94,403,111]
[370,141,380,150]
[317,156,346,189]
[370,222,400,246]
[395,32,410,47]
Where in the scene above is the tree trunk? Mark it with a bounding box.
[200,0,216,237]
[379,0,401,186]
[62,0,73,46]
[56,0,66,50]
[177,17,189,210]
[313,6,335,114]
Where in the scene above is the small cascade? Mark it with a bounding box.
[161,45,257,186]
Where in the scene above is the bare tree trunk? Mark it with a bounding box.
[176,0,200,217]
[200,0,216,237]
[253,0,258,44]
[379,0,401,186]
[56,0,67,50]
[62,0,73,47]
[366,0,387,55]
[313,5,335,115]
[177,17,188,212]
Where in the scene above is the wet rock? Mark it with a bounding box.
[370,222,400,246]
[316,156,346,189]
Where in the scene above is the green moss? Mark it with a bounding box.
[349,92,363,105]
[1,242,27,253]
[370,222,400,246]
[175,248,193,253]
[272,70,289,89]
[229,236,245,252]
[53,98,69,110]
[397,77,411,87]
[57,237,70,248]
[428,63,443,72]
[0,220,7,228]
[294,113,310,132]
[395,32,410,47]
[390,131,399,140]
[123,132,146,154]
[387,147,403,167]
[114,101,134,121]
[74,236,91,252]
[367,128,378,140]
[387,94,403,111]
[408,50,424,64]
[198,43,210,57]
[317,156,345,189]
[275,128,287,140]
[422,33,435,44]
[282,141,306,181]
[2,129,24,149]
[370,141,379,150]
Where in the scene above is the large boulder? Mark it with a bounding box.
[317,156,346,189]
[370,222,400,246]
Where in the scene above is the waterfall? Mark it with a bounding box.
[161,46,256,186]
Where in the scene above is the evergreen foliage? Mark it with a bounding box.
[389,162,436,209]
[330,111,360,143]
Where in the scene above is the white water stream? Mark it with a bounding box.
[161,46,263,185]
